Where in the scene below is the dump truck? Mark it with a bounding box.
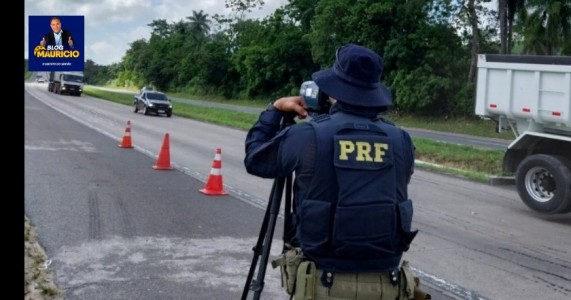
[475,54,571,214]
[48,71,84,96]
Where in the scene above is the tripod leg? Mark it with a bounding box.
[241,177,285,300]
[252,176,285,300]
[241,202,270,299]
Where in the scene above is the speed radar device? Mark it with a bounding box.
[300,81,331,115]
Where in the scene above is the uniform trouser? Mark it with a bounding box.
[294,261,422,300]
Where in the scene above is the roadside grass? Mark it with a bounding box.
[84,86,263,129]
[83,86,510,182]
[85,88,134,106]
[413,138,505,181]
[385,115,514,140]
[170,92,265,107]
[175,105,259,129]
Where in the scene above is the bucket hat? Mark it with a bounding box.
[311,44,392,107]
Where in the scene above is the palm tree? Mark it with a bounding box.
[517,0,571,55]
[186,10,211,39]
[507,0,526,53]
[172,19,189,35]
[148,19,171,38]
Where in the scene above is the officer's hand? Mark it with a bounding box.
[40,37,46,47]
[273,96,308,119]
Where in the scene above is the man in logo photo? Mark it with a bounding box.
[40,17,74,49]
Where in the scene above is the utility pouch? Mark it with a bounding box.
[400,260,431,300]
[271,246,304,295]
[295,261,317,300]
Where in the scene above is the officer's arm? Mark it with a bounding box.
[244,106,286,178]
[402,130,416,182]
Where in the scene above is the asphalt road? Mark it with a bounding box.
[90,85,513,150]
[25,87,285,299]
[25,82,570,300]
[170,96,513,150]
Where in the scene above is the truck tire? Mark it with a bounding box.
[515,154,571,214]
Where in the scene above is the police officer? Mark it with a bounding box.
[244,44,423,299]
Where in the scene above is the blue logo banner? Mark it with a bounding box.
[28,15,85,71]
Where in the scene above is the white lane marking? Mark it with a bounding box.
[412,267,489,300]
[25,140,98,153]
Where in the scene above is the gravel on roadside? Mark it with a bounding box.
[25,215,63,300]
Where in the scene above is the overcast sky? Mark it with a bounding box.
[24,0,287,66]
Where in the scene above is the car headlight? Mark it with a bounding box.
[148,103,154,107]
[169,104,173,108]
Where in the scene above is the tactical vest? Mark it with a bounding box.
[296,112,417,273]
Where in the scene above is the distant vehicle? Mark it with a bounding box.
[48,71,84,96]
[475,54,571,215]
[36,77,45,83]
[133,90,173,117]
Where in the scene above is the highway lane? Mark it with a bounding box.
[25,86,288,299]
[26,83,451,299]
[168,96,513,150]
[25,82,570,299]
[89,85,512,150]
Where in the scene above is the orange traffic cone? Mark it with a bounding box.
[200,148,228,195]
[153,133,173,170]
[118,120,134,148]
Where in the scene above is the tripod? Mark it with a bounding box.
[242,117,295,300]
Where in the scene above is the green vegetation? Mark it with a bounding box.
[175,104,259,130]
[83,86,509,183]
[84,88,134,105]
[384,115,513,140]
[413,138,505,174]
[74,1,571,120]
[26,1,571,123]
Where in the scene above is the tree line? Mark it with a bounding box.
[82,0,571,117]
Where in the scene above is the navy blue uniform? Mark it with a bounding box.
[244,105,417,273]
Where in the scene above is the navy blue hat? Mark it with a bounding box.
[311,44,392,107]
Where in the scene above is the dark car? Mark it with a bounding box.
[133,90,173,117]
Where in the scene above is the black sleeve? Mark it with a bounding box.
[65,30,73,42]
[43,32,52,45]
